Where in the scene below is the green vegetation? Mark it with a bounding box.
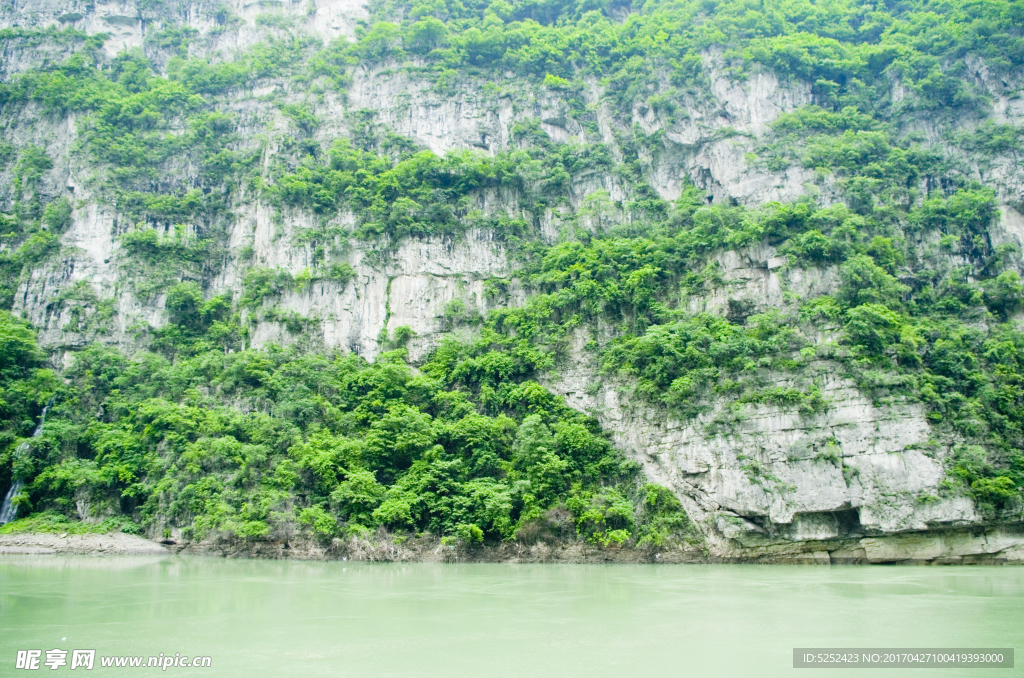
[357,0,1024,119]
[276,141,529,239]
[0,510,141,536]
[0,324,692,546]
[2,0,1024,543]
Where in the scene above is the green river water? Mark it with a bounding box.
[1,556,1021,677]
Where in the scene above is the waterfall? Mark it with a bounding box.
[0,405,50,525]
[0,480,22,524]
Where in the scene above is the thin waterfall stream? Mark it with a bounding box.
[0,404,50,524]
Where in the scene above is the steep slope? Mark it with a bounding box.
[1,0,1023,562]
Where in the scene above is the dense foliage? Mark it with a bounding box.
[2,0,1024,541]
[356,0,1024,118]
[0,326,693,547]
[0,312,57,495]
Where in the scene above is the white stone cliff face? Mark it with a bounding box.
[543,326,1020,562]
[237,214,513,361]
[2,0,840,362]
[2,1,1023,559]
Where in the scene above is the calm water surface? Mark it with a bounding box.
[1,556,1021,677]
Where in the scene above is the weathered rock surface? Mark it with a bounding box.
[116,527,1024,563]
[543,321,1024,561]
[2,0,1023,562]
[1,0,841,362]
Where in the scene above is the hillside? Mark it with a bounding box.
[1,0,1023,562]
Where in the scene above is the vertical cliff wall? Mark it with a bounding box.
[2,0,1023,560]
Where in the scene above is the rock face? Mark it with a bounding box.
[545,332,989,559]
[238,220,512,362]
[2,0,1023,562]
[158,526,1024,563]
[2,0,836,362]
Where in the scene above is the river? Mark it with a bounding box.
[1,556,1021,676]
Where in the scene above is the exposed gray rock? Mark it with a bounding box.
[541,327,1024,559]
[2,0,1023,562]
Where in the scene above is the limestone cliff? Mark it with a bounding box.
[2,0,1023,562]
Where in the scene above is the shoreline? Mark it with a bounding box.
[3,527,1024,564]
[0,532,170,556]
